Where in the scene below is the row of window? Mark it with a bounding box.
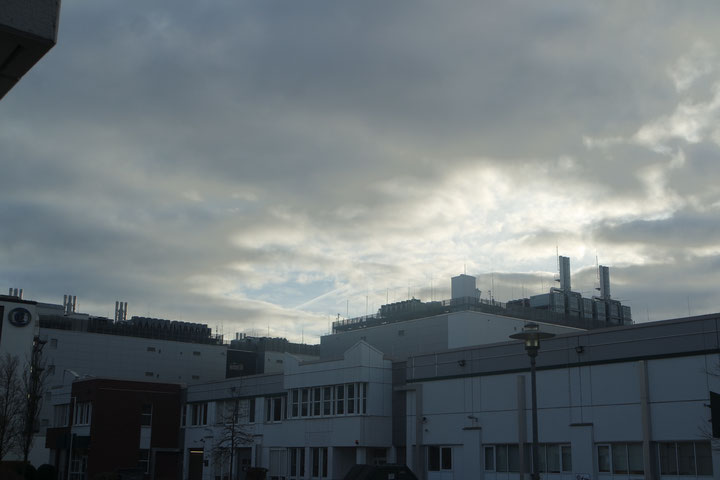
[480,441,713,476]
[658,441,713,476]
[268,447,329,480]
[55,401,154,428]
[289,383,368,418]
[483,444,571,473]
[185,384,369,427]
[598,441,713,476]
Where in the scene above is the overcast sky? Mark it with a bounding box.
[3,1,720,342]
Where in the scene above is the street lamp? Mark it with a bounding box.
[510,323,555,480]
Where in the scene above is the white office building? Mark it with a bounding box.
[182,313,720,480]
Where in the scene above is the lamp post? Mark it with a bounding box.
[510,323,555,480]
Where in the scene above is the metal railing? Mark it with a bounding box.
[332,296,620,333]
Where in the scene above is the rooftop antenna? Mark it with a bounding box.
[491,272,495,302]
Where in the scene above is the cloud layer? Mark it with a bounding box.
[3,1,720,342]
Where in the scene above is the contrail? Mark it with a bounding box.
[293,285,349,310]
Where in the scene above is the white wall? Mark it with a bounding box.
[446,311,581,350]
[410,353,720,479]
[0,298,39,360]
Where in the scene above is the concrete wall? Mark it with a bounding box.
[321,314,450,360]
[447,311,581,349]
[184,342,395,480]
[406,315,720,479]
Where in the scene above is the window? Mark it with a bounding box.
[193,351,201,356]
[265,396,285,423]
[145,371,154,377]
[484,446,495,470]
[313,388,321,416]
[597,443,643,475]
[73,402,91,426]
[269,448,287,480]
[428,446,452,471]
[50,338,58,348]
[189,402,208,426]
[69,452,87,480]
[292,390,299,417]
[301,389,309,417]
[289,383,369,418]
[347,384,356,414]
[561,445,572,472]
[362,383,367,414]
[289,448,305,479]
[138,449,150,474]
[658,441,713,476]
[54,404,70,427]
[311,447,328,478]
[335,385,344,415]
[147,346,156,352]
[140,404,152,426]
[248,398,256,423]
[484,443,570,473]
[323,387,332,416]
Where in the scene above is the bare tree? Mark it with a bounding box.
[18,336,49,474]
[0,353,22,461]
[212,387,254,480]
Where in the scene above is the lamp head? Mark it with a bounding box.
[509,323,555,354]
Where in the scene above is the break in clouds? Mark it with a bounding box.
[3,1,720,341]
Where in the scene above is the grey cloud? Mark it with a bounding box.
[592,208,720,251]
[6,1,720,337]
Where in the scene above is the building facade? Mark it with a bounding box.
[180,314,720,480]
[46,379,183,480]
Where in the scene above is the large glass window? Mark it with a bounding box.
[289,447,305,479]
[289,383,368,418]
[310,447,328,478]
[658,441,713,476]
[597,443,643,475]
[485,443,570,473]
